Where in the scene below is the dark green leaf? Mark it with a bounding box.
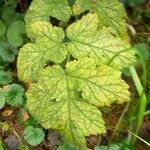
[24,115,37,127]
[0,70,13,85]
[121,0,146,7]
[0,20,6,36]
[2,6,23,26]
[0,42,18,62]
[144,9,150,18]
[7,20,26,47]
[4,0,16,8]
[67,0,75,6]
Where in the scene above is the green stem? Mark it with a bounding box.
[112,102,130,137]
[129,66,147,145]
[129,66,143,95]
[129,131,150,147]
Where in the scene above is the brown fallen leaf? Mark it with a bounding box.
[86,135,99,149]
[4,135,20,150]
[2,108,13,117]
[22,111,29,123]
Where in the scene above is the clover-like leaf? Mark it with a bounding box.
[6,84,25,107]
[73,0,127,37]
[67,13,136,69]
[0,90,5,109]
[25,0,71,25]
[26,58,130,147]
[23,126,45,146]
[17,21,67,81]
[7,20,26,47]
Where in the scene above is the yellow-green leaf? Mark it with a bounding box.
[25,0,71,25]
[66,13,136,69]
[73,0,127,37]
[17,21,67,81]
[26,58,130,147]
[66,58,131,107]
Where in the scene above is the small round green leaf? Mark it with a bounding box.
[23,126,45,146]
[0,90,5,109]
[7,21,26,47]
[2,6,23,26]
[0,70,13,85]
[6,84,25,107]
[0,42,18,62]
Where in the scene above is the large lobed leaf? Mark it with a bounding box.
[17,2,136,147]
[26,58,130,146]
[18,13,135,81]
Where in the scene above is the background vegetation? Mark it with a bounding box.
[0,0,150,150]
